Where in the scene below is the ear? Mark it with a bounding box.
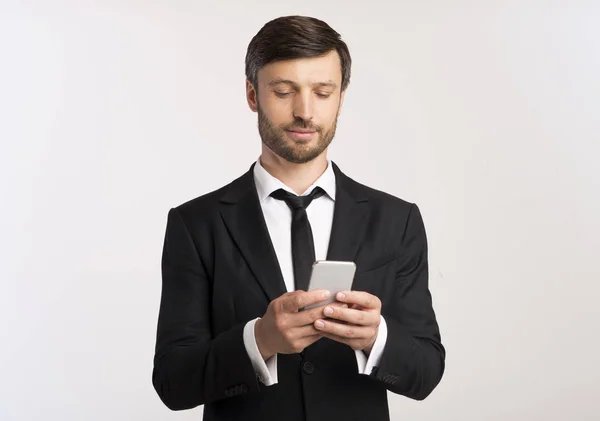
[246,80,258,112]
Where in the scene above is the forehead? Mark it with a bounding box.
[257,50,342,88]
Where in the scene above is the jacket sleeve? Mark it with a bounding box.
[152,207,261,410]
[370,203,446,400]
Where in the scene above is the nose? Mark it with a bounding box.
[292,92,314,123]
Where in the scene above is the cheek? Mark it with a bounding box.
[262,101,292,125]
[318,100,340,117]
[319,106,339,126]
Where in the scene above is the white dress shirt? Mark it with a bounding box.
[242,158,388,385]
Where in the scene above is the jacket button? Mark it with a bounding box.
[302,361,315,374]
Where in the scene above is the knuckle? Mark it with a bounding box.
[346,327,355,338]
[333,302,346,310]
[279,293,299,312]
[282,329,294,342]
[275,317,287,331]
[356,311,365,323]
[274,299,285,314]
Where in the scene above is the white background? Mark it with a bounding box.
[1,1,599,420]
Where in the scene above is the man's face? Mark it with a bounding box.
[247,50,346,164]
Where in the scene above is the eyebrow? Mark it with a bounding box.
[268,78,338,89]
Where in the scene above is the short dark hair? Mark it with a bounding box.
[245,15,352,92]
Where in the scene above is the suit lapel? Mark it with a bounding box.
[218,161,370,302]
[219,165,287,302]
[326,163,370,270]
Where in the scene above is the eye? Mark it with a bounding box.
[316,92,331,99]
[275,91,292,98]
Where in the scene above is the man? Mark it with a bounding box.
[152,15,445,421]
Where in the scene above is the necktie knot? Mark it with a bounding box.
[270,187,325,210]
[269,186,325,292]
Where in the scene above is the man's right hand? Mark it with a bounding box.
[254,289,346,360]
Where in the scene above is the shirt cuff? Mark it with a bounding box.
[354,315,388,375]
[242,317,278,386]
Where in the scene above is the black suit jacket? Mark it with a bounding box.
[152,162,445,421]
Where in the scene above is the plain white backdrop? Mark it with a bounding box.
[1,1,599,420]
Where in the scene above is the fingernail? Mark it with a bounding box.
[324,306,333,315]
[322,290,331,298]
[337,292,346,300]
[315,320,325,329]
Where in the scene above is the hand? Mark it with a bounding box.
[313,291,382,353]
[255,289,348,360]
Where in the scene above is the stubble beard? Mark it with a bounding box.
[257,102,339,164]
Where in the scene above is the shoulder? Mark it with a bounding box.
[335,163,415,210]
[333,163,425,233]
[336,166,428,248]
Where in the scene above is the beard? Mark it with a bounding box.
[257,102,339,164]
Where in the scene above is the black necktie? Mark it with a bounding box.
[270,187,326,291]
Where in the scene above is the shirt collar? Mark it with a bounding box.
[253,157,337,202]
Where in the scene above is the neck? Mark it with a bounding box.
[259,147,329,195]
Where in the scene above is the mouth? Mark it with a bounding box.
[286,130,317,140]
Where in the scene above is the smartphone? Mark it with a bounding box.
[302,260,356,310]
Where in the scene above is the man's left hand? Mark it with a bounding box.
[313,291,381,354]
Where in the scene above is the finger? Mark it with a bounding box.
[276,291,302,313]
[280,333,322,355]
[321,305,378,327]
[315,301,348,310]
[280,289,331,313]
[295,289,333,311]
[288,324,321,339]
[301,333,322,345]
[313,319,373,339]
[291,302,347,327]
[335,291,381,310]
